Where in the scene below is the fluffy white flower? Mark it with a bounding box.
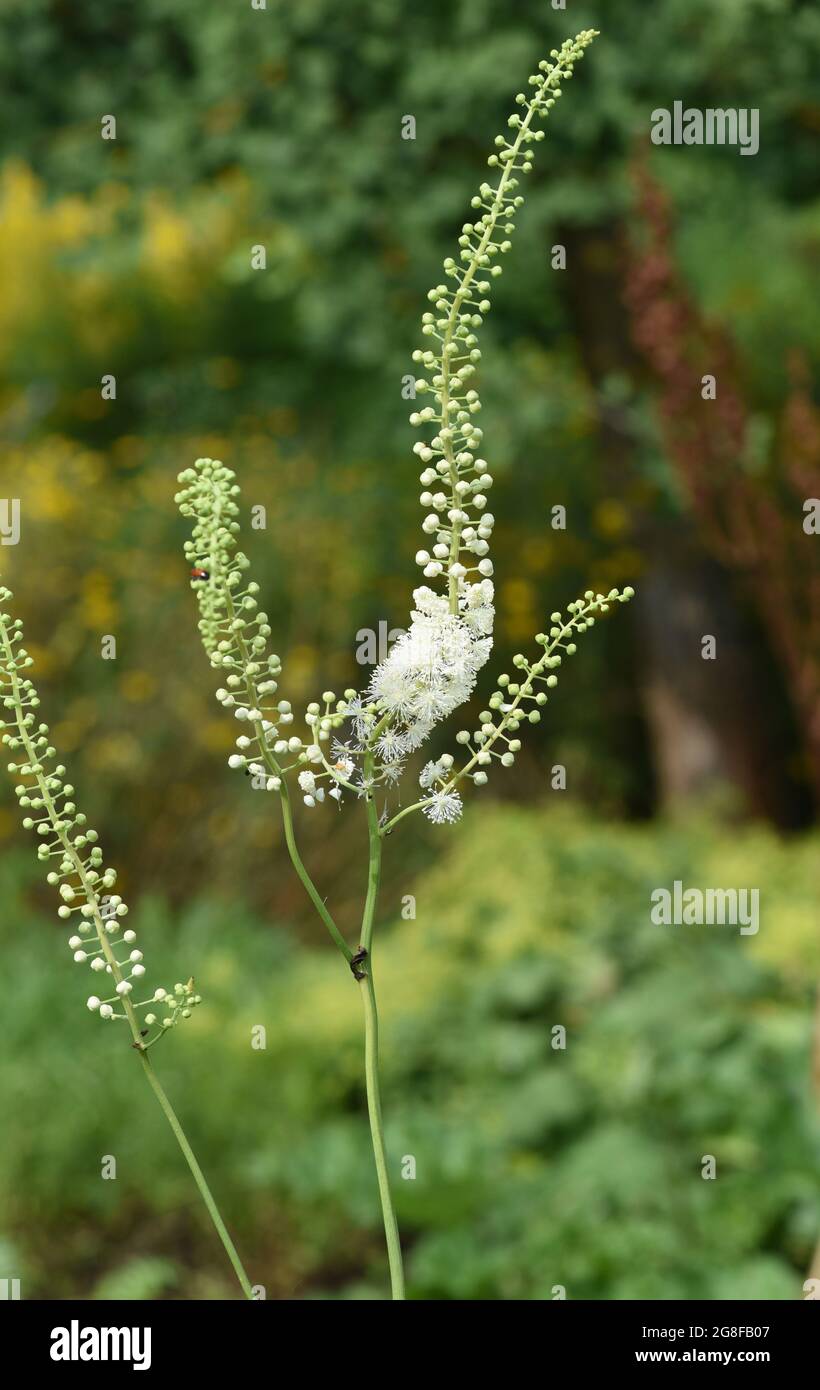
[460,580,495,638]
[422,789,463,825]
[419,759,446,788]
[376,728,410,764]
[343,697,379,748]
[402,717,434,751]
[366,665,418,722]
[367,586,492,737]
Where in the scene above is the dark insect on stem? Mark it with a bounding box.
[349,946,368,981]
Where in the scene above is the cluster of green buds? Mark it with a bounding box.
[417,587,634,824]
[409,30,599,613]
[175,459,281,680]
[0,581,198,1049]
[141,979,202,1035]
[175,460,295,781]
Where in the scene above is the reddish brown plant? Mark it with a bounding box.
[624,158,820,804]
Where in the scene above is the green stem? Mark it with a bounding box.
[360,770,382,959]
[358,974,405,1301]
[138,1051,254,1301]
[380,800,426,837]
[358,758,405,1300]
[278,778,353,962]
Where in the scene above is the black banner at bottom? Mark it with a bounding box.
[0,1297,813,1376]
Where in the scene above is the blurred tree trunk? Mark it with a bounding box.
[559,219,800,823]
[634,540,797,820]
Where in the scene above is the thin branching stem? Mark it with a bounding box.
[138,1053,254,1300]
[357,752,405,1300]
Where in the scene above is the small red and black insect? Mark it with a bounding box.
[190,567,210,581]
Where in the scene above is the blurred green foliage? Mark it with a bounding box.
[0,1,818,889]
[1,808,817,1299]
[0,1,818,1302]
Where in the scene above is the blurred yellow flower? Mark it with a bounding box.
[593,499,629,538]
[200,720,234,753]
[142,194,195,284]
[520,535,554,574]
[81,571,117,630]
[89,733,142,775]
[500,577,537,641]
[25,641,55,677]
[119,670,157,703]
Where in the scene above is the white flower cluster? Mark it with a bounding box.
[419,755,463,824]
[368,583,494,739]
[267,582,496,813]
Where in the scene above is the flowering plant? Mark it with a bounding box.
[178,28,632,1300]
[0,583,253,1299]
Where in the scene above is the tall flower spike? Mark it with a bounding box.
[362,29,600,755]
[0,581,199,1048]
[410,29,599,617]
[0,576,253,1295]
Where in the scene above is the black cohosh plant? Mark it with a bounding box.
[178,30,632,1300]
[0,584,253,1299]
